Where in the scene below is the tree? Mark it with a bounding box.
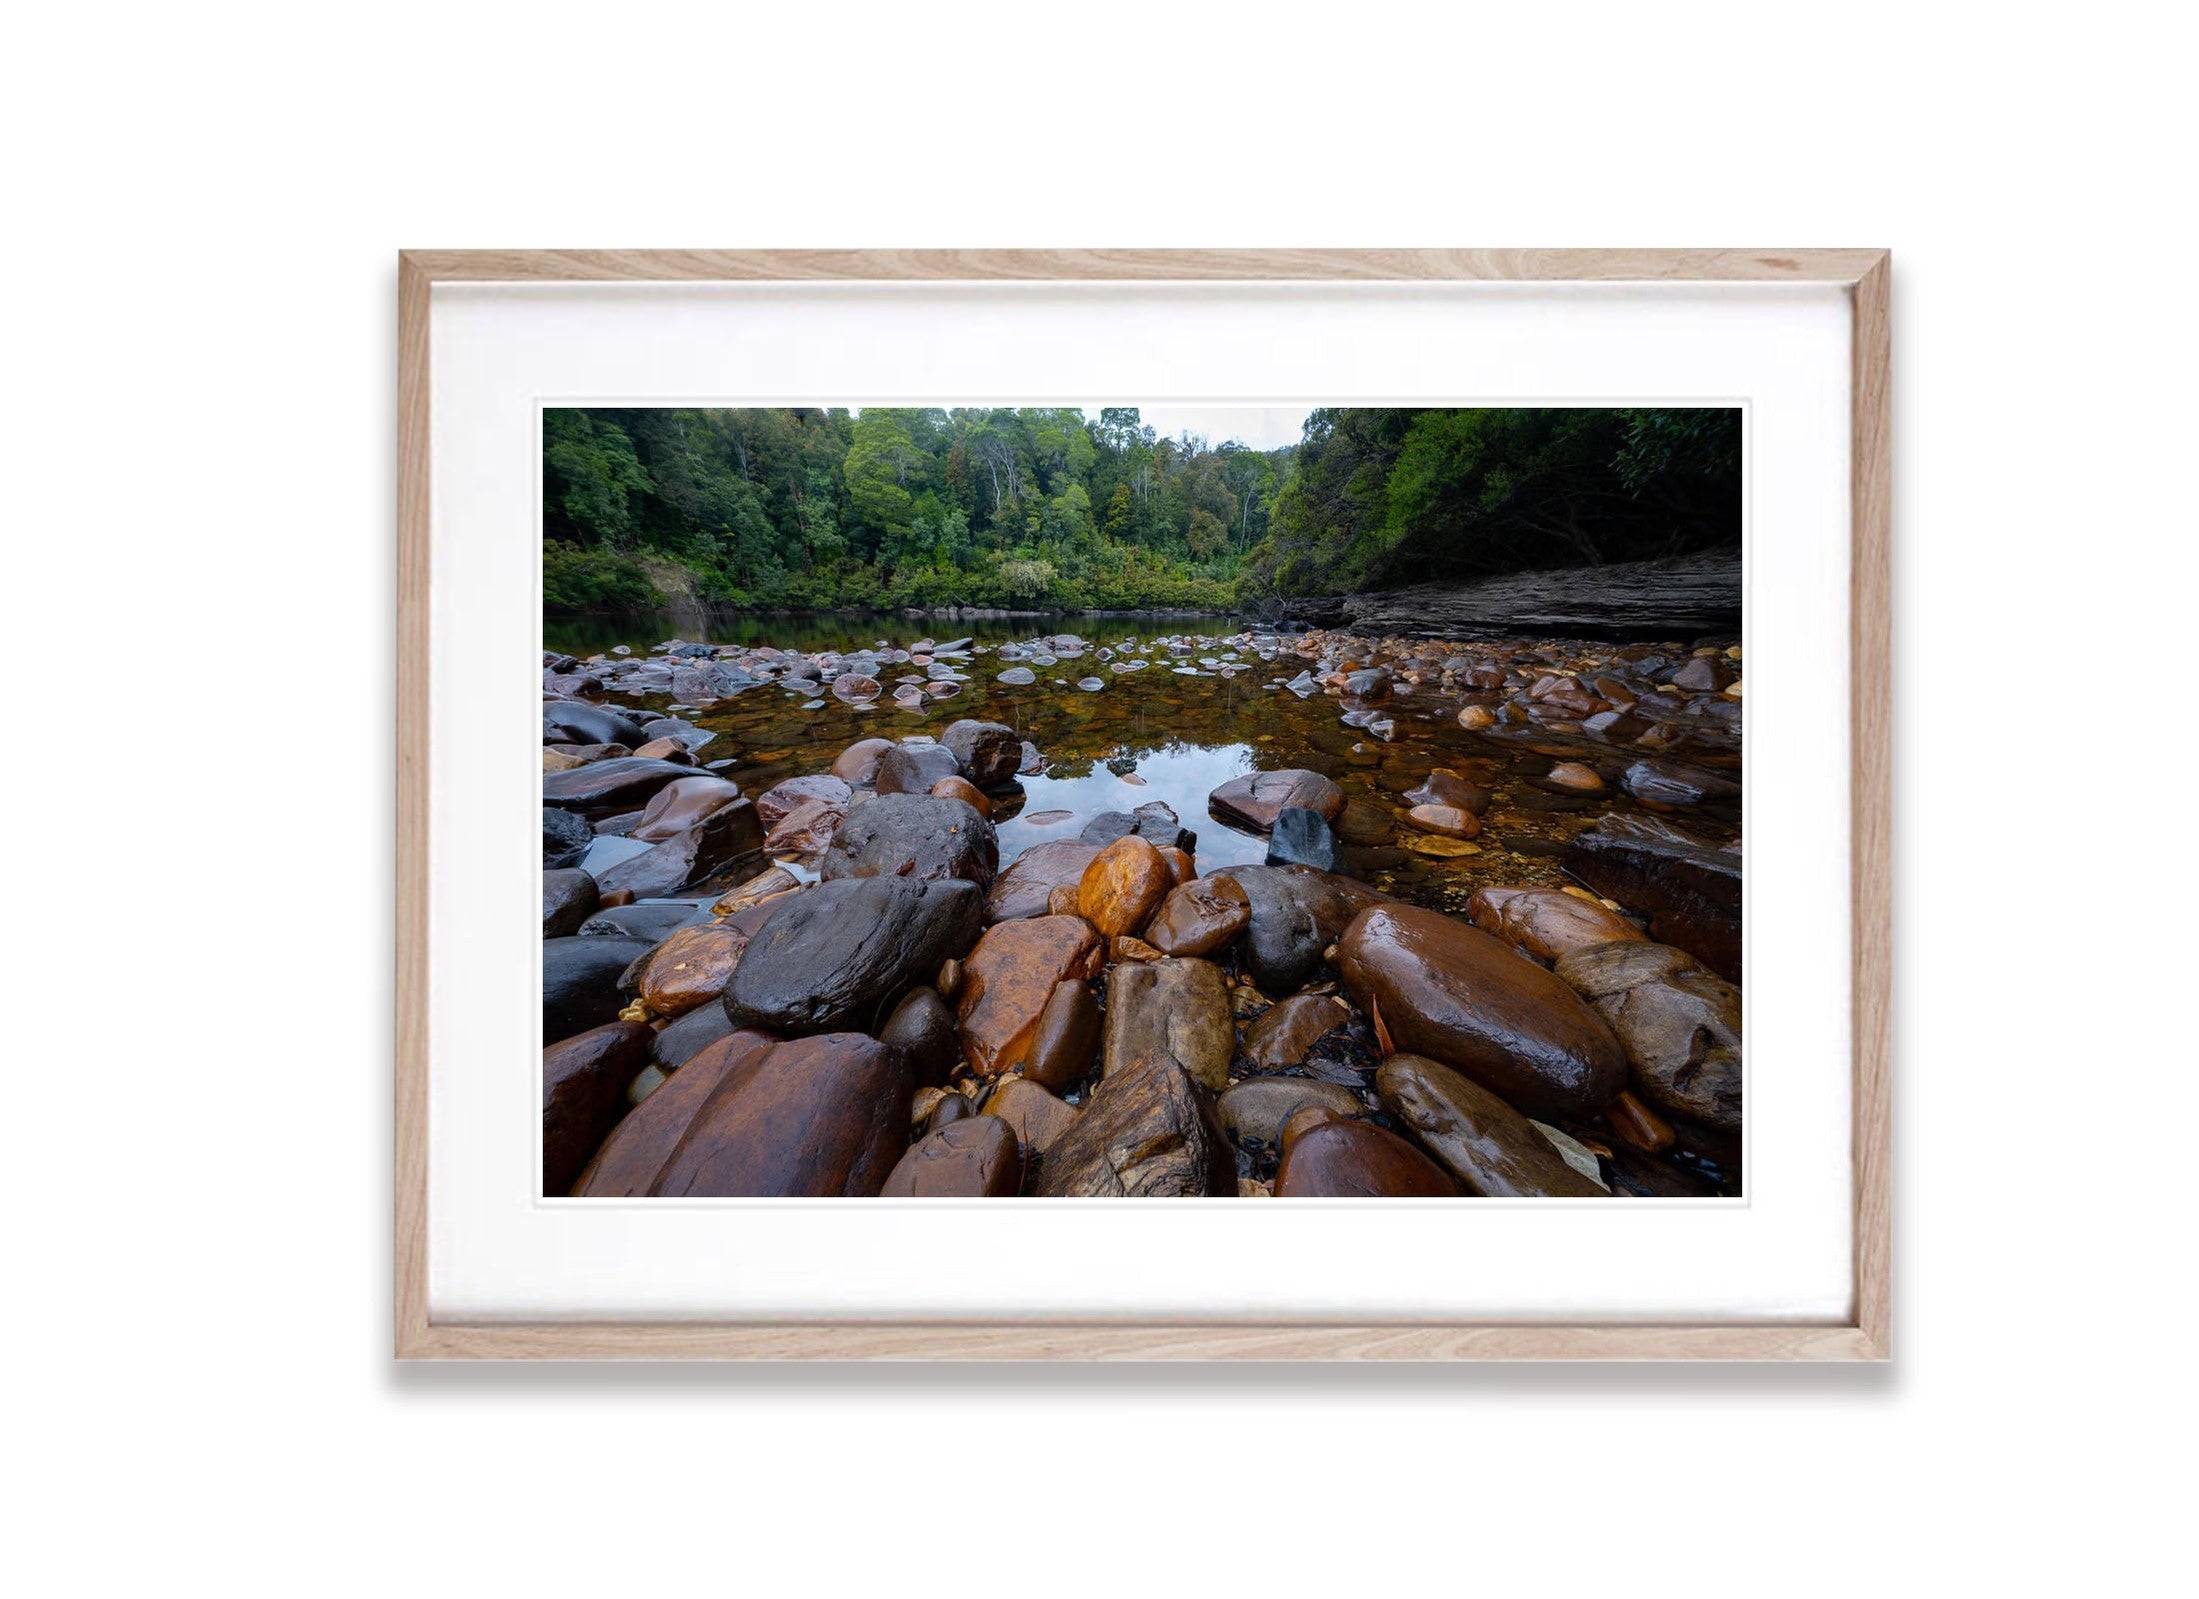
[842,410,926,553]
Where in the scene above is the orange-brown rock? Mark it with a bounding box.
[1458,704,1497,731]
[984,838,1103,923]
[930,774,992,818]
[1279,1103,1346,1149]
[1046,884,1082,917]
[1101,957,1234,1091]
[1021,978,1100,1090]
[1405,803,1481,840]
[1375,1054,1608,1197]
[1337,903,1627,1122]
[1241,993,1351,1070]
[1554,939,1742,1132]
[573,1029,775,1196]
[1143,875,1252,957]
[631,736,698,765]
[1466,886,1647,964]
[879,1114,1023,1197]
[1404,768,1492,816]
[1157,845,1195,886]
[1604,1089,1675,1153]
[1207,768,1345,833]
[1273,1118,1459,1197]
[1545,761,1606,793]
[955,915,1105,1077]
[543,1020,653,1196]
[1076,834,1172,938]
[1034,1056,1235,1197]
[643,1032,913,1197]
[878,985,960,1087]
[983,1077,1081,1152]
[632,921,751,1017]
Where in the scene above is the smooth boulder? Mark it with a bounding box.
[873,742,961,796]
[542,868,599,938]
[594,798,765,899]
[544,934,655,1043]
[1101,957,1233,1091]
[1465,886,1646,963]
[941,719,1022,788]
[1210,864,1391,995]
[1076,835,1172,938]
[1377,1054,1609,1197]
[985,839,1102,923]
[543,1020,653,1195]
[1207,768,1345,833]
[1143,875,1251,957]
[1336,903,1626,1123]
[543,756,709,816]
[955,915,1106,1077]
[878,986,961,1087]
[649,1033,914,1198]
[1555,940,1742,1133]
[722,876,983,1035]
[1216,1077,1361,1146]
[879,1115,1023,1197]
[1272,1118,1459,1198]
[820,792,998,889]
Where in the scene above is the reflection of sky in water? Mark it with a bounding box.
[999,740,1267,870]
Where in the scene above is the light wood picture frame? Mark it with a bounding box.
[397,248,1890,1360]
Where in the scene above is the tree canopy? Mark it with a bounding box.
[543,405,1737,613]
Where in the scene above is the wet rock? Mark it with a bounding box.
[874,742,963,796]
[1279,1104,1346,1149]
[1334,799,1397,846]
[1273,1118,1459,1197]
[1209,864,1392,995]
[1621,759,1741,809]
[942,719,1022,788]
[1265,807,1339,873]
[1405,804,1481,840]
[1458,704,1497,731]
[956,915,1106,1077]
[1466,886,1646,963]
[878,986,961,1088]
[1336,903,1627,1123]
[651,1002,735,1071]
[1404,768,1491,816]
[544,700,647,749]
[831,737,897,784]
[641,1033,914,1198]
[1545,761,1607,794]
[630,920,751,1018]
[1023,976,1101,1090]
[630,777,748,846]
[929,774,992,817]
[544,757,711,816]
[1216,1077,1361,1146]
[595,798,765,899]
[1605,1088,1676,1153]
[1376,1054,1609,1197]
[831,672,882,703]
[543,1020,654,1195]
[630,737,697,765]
[543,748,586,774]
[1036,1056,1235,1198]
[542,868,598,938]
[1045,885,1082,917]
[543,807,593,870]
[820,792,998,888]
[924,1093,975,1134]
[985,839,1103,923]
[723,876,983,1035]
[763,797,847,858]
[1208,769,1345,833]
[544,934,657,1042]
[1555,940,1742,1133]
[998,666,1036,686]
[983,1077,1080,1152]
[1102,957,1234,1091]
[754,774,853,830]
[578,901,708,942]
[1671,655,1732,693]
[1076,835,1172,938]
[1242,993,1352,1070]
[1562,815,1742,980]
[880,1115,1023,1197]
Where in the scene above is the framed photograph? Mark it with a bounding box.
[397,249,1889,1359]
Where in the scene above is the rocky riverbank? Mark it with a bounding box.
[1257,552,1742,642]
[541,624,1743,1199]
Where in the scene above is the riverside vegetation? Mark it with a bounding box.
[540,617,1743,1199]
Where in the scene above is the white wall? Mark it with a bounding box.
[8,3,2185,1593]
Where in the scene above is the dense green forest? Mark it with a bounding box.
[543,406,1738,615]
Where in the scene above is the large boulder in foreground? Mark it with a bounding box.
[820,792,998,889]
[941,719,1022,788]
[544,699,647,750]
[722,876,982,1035]
[1207,768,1344,834]
[1376,1054,1608,1197]
[1210,864,1392,995]
[574,1029,775,1196]
[1562,814,1741,980]
[879,1115,1024,1197]
[1272,1118,1458,1198]
[1035,1056,1235,1197]
[986,839,1102,923]
[632,775,746,843]
[1336,903,1626,1123]
[955,915,1105,1077]
[1101,957,1234,1091]
[1076,835,1172,938]
[543,1021,652,1195]
[1555,940,1742,1133]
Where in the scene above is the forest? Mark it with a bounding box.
[543,406,1739,616]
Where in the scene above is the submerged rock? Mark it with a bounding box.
[1336,903,1627,1123]
[1265,806,1340,873]
[722,876,983,1035]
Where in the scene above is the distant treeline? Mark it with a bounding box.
[543,406,1739,615]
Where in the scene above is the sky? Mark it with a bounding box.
[1086,405,1312,451]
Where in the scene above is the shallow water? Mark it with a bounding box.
[547,611,1739,916]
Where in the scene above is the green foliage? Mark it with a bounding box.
[540,404,1737,613]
